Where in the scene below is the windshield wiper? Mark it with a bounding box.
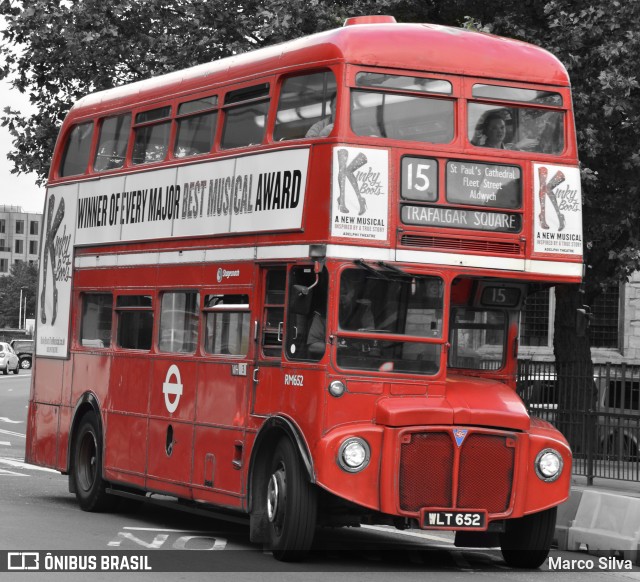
[354,259,391,279]
[377,261,411,277]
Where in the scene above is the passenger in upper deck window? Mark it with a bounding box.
[479,111,510,149]
[305,94,336,138]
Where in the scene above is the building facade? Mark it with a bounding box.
[0,205,41,275]
[519,277,637,365]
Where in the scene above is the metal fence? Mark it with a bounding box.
[517,360,640,483]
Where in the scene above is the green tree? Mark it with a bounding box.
[0,0,391,184]
[0,262,38,330]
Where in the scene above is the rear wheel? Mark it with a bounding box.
[72,413,116,512]
[20,358,31,369]
[265,437,317,561]
[500,506,557,568]
[12,364,19,375]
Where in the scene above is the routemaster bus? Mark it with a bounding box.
[27,15,583,568]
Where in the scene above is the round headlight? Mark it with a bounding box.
[535,448,563,482]
[338,437,370,472]
[328,380,346,398]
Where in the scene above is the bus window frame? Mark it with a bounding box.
[201,289,252,359]
[158,289,201,355]
[273,67,340,143]
[131,103,175,167]
[462,76,570,157]
[76,291,115,350]
[57,119,98,179]
[220,79,273,151]
[92,112,133,174]
[332,263,449,379]
[114,291,155,352]
[345,65,461,148]
[173,93,219,160]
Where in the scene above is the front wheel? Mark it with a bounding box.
[500,506,557,568]
[265,437,317,561]
[72,413,115,512]
[20,358,31,369]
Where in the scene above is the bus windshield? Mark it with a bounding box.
[336,268,444,375]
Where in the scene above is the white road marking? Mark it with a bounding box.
[0,428,25,438]
[0,457,59,473]
[0,468,27,476]
[0,441,10,446]
[110,528,227,550]
[0,417,22,424]
[123,527,217,533]
[361,524,453,544]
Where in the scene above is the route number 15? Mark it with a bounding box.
[401,157,438,201]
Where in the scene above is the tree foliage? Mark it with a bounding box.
[0,261,38,330]
[0,0,393,184]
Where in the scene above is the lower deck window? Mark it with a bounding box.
[204,294,250,356]
[80,293,113,348]
[159,292,199,353]
[116,295,153,350]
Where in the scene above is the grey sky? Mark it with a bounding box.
[1,78,45,214]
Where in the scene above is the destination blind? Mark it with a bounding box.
[446,161,521,209]
[401,205,521,233]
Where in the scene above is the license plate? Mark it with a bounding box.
[421,510,487,530]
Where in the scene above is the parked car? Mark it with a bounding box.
[9,339,33,370]
[0,342,20,375]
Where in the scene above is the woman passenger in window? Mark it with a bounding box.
[480,111,509,149]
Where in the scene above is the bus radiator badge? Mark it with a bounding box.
[453,428,468,447]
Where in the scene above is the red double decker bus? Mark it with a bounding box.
[27,16,583,567]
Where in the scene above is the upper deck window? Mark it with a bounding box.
[221,83,269,149]
[351,72,453,144]
[356,72,452,95]
[132,106,171,165]
[94,113,131,172]
[472,84,562,106]
[60,122,94,177]
[174,96,217,158]
[469,103,564,154]
[274,71,337,141]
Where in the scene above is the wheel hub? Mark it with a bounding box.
[266,466,286,524]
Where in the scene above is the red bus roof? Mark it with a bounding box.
[71,21,569,118]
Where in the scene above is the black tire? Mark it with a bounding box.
[20,358,31,370]
[265,437,317,561]
[72,413,115,512]
[2,368,7,375]
[500,506,557,568]
[12,364,19,375]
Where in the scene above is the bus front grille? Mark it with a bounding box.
[399,431,515,514]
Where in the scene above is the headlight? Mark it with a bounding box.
[535,448,563,482]
[337,437,370,473]
[328,380,346,398]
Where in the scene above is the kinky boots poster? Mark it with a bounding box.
[331,147,389,241]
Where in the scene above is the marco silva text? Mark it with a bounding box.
[548,556,635,571]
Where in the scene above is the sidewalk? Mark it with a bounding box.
[555,475,640,564]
